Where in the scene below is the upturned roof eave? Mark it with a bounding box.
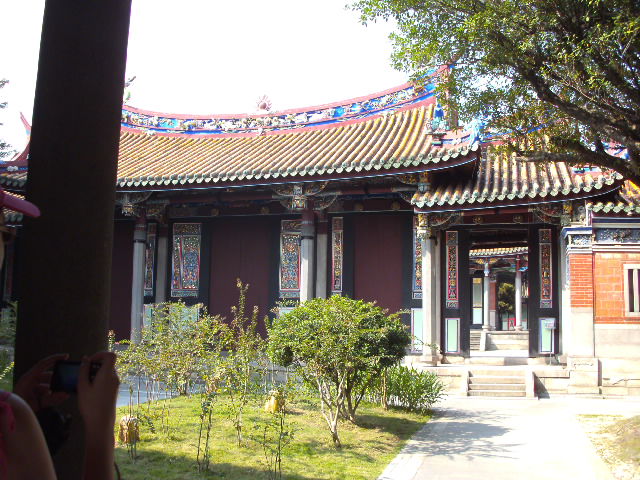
[412,183,623,214]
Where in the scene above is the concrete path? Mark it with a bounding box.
[379,397,640,480]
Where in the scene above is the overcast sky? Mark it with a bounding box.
[0,0,407,149]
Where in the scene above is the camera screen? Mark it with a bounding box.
[51,361,100,393]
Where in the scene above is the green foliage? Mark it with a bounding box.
[114,393,427,480]
[353,0,640,182]
[252,383,296,480]
[498,282,516,315]
[118,302,228,396]
[267,295,411,446]
[0,79,15,160]
[0,302,17,346]
[196,391,217,472]
[221,280,267,447]
[383,366,445,414]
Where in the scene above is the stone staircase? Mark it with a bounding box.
[467,368,531,397]
[486,331,529,351]
[470,330,481,351]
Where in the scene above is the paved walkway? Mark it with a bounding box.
[379,397,640,480]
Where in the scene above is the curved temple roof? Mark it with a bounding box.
[412,155,623,212]
[117,103,479,189]
[1,74,634,216]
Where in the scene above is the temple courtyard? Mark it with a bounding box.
[379,396,640,480]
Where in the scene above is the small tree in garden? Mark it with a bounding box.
[268,295,411,447]
[223,280,266,447]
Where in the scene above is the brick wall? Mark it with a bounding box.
[594,252,640,324]
[569,253,594,308]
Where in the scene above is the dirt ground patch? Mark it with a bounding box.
[580,414,640,480]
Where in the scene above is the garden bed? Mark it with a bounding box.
[114,393,429,480]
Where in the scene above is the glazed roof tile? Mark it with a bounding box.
[412,155,623,211]
[587,181,640,214]
[470,247,528,258]
[116,104,480,189]
[0,171,27,188]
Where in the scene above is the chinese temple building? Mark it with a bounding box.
[3,75,640,396]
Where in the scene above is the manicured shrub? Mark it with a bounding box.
[267,295,411,447]
[385,365,445,414]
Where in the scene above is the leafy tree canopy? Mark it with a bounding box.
[0,79,14,160]
[353,0,640,183]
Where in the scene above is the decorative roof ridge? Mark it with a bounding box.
[124,81,419,120]
[120,100,444,140]
[120,79,443,136]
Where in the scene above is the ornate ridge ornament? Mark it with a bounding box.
[121,84,432,135]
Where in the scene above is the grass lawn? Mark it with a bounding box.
[114,393,430,480]
[580,414,640,480]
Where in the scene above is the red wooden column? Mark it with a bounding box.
[14,1,132,478]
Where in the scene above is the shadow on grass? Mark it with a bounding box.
[354,412,426,437]
[116,448,316,480]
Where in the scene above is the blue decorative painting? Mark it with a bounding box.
[171,223,201,298]
[280,220,301,298]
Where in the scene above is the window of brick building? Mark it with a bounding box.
[624,265,640,316]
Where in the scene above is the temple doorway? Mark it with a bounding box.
[441,224,559,358]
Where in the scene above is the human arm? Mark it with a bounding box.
[13,353,70,413]
[3,392,57,480]
[77,352,119,480]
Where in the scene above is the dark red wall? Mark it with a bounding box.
[209,217,272,335]
[109,221,134,339]
[353,214,404,313]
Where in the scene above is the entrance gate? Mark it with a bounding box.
[441,225,560,358]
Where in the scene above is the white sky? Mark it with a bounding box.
[0,0,407,150]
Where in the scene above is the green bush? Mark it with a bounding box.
[268,295,411,447]
[386,366,445,414]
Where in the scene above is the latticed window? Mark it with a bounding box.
[624,265,640,316]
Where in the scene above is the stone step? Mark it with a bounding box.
[489,331,529,338]
[469,375,524,384]
[468,368,526,376]
[468,390,526,397]
[490,337,529,343]
[488,343,529,351]
[468,383,525,391]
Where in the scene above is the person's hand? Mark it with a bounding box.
[13,353,70,413]
[77,351,119,435]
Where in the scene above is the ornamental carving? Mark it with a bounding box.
[331,217,344,295]
[313,195,338,211]
[445,231,459,309]
[121,85,429,135]
[274,182,328,211]
[596,229,640,243]
[568,234,592,246]
[539,229,553,309]
[144,223,157,297]
[115,192,153,217]
[412,217,423,299]
[531,204,563,225]
[279,220,302,298]
[416,212,462,238]
[171,223,201,298]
